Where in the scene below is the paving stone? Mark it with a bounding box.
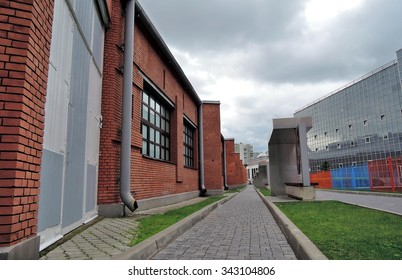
[153,186,296,260]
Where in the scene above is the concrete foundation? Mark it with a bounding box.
[99,191,200,217]
[285,185,316,200]
[268,117,313,196]
[0,236,40,260]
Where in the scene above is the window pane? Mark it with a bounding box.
[142,91,148,104]
[142,124,147,137]
[150,128,155,142]
[166,122,169,133]
[155,131,160,144]
[161,148,165,160]
[161,135,165,147]
[150,110,155,124]
[142,140,147,155]
[150,144,155,158]
[142,105,148,121]
[156,114,160,127]
[161,119,165,130]
[155,146,160,159]
[150,98,155,110]
[155,103,160,114]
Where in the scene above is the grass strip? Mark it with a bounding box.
[275,201,402,260]
[225,186,246,193]
[258,187,271,196]
[130,196,225,246]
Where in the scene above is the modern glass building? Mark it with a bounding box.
[294,49,402,192]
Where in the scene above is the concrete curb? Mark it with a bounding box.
[318,189,402,198]
[111,193,238,260]
[256,189,328,260]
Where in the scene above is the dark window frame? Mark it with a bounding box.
[141,89,171,162]
[183,120,195,168]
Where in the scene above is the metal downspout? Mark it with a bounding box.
[222,137,228,190]
[120,0,138,212]
[198,103,207,195]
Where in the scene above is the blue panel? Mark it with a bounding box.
[38,149,63,231]
[74,0,93,42]
[86,164,97,212]
[62,27,90,229]
[351,165,370,190]
[331,164,370,190]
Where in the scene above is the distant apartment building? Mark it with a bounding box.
[295,48,402,192]
[235,142,254,165]
[246,152,269,183]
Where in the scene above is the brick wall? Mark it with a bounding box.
[98,1,199,206]
[225,139,248,186]
[202,102,223,191]
[0,0,53,247]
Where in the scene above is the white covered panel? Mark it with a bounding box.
[43,0,74,153]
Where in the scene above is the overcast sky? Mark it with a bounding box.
[138,0,402,153]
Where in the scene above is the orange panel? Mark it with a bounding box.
[311,171,332,189]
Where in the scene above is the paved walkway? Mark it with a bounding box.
[316,190,402,215]
[152,186,296,260]
[40,197,207,260]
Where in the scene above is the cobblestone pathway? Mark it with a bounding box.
[153,186,296,260]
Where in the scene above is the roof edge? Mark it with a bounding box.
[135,2,202,105]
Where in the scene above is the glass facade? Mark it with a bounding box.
[294,49,402,191]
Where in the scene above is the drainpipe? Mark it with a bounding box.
[120,0,138,212]
[198,103,207,196]
[222,136,228,190]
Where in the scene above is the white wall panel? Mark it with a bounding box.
[39,0,105,249]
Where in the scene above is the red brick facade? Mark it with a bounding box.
[225,139,248,186]
[0,0,247,258]
[98,1,200,207]
[202,102,224,193]
[0,0,53,248]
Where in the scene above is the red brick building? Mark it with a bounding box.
[225,139,248,187]
[0,0,246,259]
[0,0,54,260]
[97,0,203,216]
[202,101,224,194]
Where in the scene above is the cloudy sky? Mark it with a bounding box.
[138,0,402,153]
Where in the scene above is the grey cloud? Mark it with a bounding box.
[137,0,402,152]
[138,0,306,51]
[140,0,402,84]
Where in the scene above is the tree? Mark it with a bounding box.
[321,161,330,171]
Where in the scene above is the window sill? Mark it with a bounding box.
[184,166,198,170]
[141,154,175,165]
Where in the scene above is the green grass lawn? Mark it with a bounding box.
[130,196,225,246]
[258,187,271,196]
[275,201,402,260]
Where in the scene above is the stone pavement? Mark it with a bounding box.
[152,186,296,260]
[316,190,402,215]
[40,197,207,260]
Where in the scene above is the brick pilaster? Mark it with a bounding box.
[0,0,54,247]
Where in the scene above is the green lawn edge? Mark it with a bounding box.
[130,196,225,246]
[257,187,271,196]
[275,201,402,260]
